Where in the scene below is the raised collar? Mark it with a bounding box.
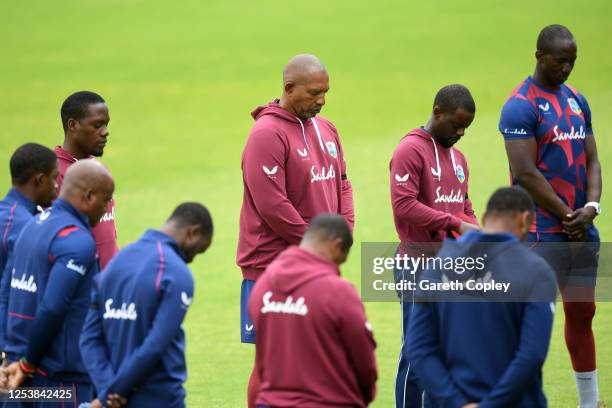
[5,188,37,215]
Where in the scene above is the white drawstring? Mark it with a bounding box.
[450,148,458,176]
[311,118,326,153]
[430,137,441,181]
[296,118,310,151]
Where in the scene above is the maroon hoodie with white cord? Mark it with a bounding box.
[390,127,477,244]
[237,101,355,280]
[249,246,377,407]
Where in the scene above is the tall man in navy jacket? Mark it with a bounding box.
[408,187,557,407]
[2,160,114,406]
[0,143,59,351]
[80,202,213,408]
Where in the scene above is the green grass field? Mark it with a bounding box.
[1,0,611,406]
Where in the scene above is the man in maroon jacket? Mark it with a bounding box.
[249,213,377,408]
[389,84,480,408]
[237,54,355,406]
[55,91,118,269]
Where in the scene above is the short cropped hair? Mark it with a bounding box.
[61,91,106,132]
[168,202,214,238]
[9,143,57,186]
[433,84,476,114]
[305,213,353,252]
[486,186,534,215]
[537,24,574,53]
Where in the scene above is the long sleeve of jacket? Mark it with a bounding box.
[462,163,478,225]
[331,126,355,231]
[390,143,462,232]
[242,127,308,244]
[100,266,194,402]
[407,302,470,407]
[479,301,554,407]
[333,281,377,405]
[79,282,115,395]
[0,253,14,350]
[25,229,96,365]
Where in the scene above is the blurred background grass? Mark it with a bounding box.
[1,0,611,406]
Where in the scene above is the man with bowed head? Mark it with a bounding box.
[499,24,603,408]
[55,91,118,269]
[1,160,114,406]
[249,214,377,408]
[237,54,354,407]
[80,202,213,408]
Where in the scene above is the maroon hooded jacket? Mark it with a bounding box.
[249,246,377,407]
[237,101,355,280]
[390,128,477,244]
[54,146,118,268]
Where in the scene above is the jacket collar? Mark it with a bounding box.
[142,229,186,260]
[52,199,91,229]
[5,188,38,215]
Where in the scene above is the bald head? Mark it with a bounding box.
[283,54,327,85]
[60,159,114,227]
[279,54,330,120]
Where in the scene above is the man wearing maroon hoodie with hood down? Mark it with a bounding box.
[55,91,118,269]
[389,84,480,408]
[237,54,354,406]
[249,213,377,408]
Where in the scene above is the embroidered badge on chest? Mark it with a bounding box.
[325,141,338,158]
[568,98,582,115]
[455,165,465,183]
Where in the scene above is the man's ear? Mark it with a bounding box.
[284,81,295,95]
[67,117,79,133]
[33,172,45,187]
[186,224,202,243]
[432,105,443,120]
[519,210,532,233]
[83,188,93,205]
[535,50,544,61]
[480,211,488,228]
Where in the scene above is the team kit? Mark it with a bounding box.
[0,24,604,408]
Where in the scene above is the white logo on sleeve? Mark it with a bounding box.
[365,321,373,332]
[261,291,308,316]
[10,270,37,293]
[538,102,550,112]
[103,299,138,320]
[395,173,410,183]
[245,323,254,332]
[297,148,308,158]
[66,259,87,276]
[503,128,528,136]
[311,165,335,183]
[181,291,193,308]
[262,165,278,176]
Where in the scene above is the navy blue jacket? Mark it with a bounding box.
[407,231,556,408]
[80,229,195,407]
[0,188,38,350]
[4,199,96,381]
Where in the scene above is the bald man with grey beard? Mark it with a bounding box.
[237,54,355,407]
